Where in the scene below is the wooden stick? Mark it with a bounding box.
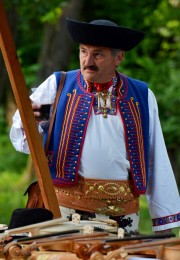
[2,218,69,237]
[0,1,60,218]
[124,236,180,250]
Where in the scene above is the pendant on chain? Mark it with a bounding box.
[97,91,112,118]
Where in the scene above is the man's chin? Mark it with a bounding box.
[82,71,97,82]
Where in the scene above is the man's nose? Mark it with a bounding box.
[84,53,94,66]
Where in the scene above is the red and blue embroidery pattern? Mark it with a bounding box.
[152,213,180,226]
[55,89,92,184]
[119,96,147,194]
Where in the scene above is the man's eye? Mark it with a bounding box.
[95,53,102,58]
[81,49,87,55]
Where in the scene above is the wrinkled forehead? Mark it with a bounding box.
[79,44,111,52]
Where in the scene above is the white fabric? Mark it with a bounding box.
[9,74,180,231]
[79,109,130,180]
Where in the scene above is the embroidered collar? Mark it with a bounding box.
[87,80,112,92]
[85,76,119,118]
[86,76,118,96]
[77,69,128,100]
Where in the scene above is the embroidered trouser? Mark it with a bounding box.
[59,206,139,232]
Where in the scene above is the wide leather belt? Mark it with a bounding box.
[55,175,139,216]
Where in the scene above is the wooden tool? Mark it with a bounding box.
[3,217,69,237]
[0,1,60,218]
[105,236,180,259]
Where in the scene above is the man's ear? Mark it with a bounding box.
[116,51,124,66]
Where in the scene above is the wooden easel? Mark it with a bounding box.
[0,1,60,218]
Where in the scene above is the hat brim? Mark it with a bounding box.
[8,208,53,229]
[67,18,145,51]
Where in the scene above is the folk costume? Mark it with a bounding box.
[10,19,180,232]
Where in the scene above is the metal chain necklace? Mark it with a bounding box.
[85,76,121,118]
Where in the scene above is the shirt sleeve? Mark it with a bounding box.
[9,74,57,153]
[146,89,180,231]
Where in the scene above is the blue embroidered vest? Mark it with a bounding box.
[44,69,149,195]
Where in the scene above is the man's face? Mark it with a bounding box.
[79,44,123,83]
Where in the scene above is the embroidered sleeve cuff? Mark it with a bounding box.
[152,212,180,231]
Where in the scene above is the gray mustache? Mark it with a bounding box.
[84,65,98,71]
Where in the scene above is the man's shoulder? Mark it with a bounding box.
[125,74,148,89]
[53,69,79,77]
[120,73,148,98]
[53,69,79,85]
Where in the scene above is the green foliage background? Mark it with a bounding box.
[0,0,179,235]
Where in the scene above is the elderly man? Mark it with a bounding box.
[10,18,180,234]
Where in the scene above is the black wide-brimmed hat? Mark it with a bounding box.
[67,18,145,51]
[8,208,53,229]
